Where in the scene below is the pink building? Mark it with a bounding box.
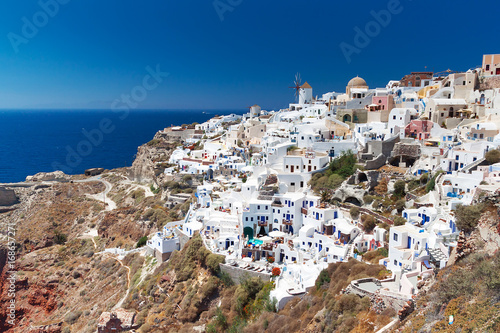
[367,95,394,111]
[405,120,434,140]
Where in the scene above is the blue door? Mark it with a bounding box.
[338,231,341,239]
[407,236,411,249]
[316,213,319,220]
[334,211,338,219]
[286,214,290,220]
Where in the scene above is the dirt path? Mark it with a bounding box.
[120,179,155,198]
[110,255,131,310]
[76,176,117,211]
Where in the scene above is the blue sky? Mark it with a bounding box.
[0,0,497,110]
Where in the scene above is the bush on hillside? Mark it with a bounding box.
[455,204,482,233]
[485,149,500,164]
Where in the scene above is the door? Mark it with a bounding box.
[291,165,294,172]
[408,236,412,249]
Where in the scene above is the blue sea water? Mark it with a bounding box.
[0,109,245,183]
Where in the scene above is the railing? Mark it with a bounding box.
[282,219,293,225]
[258,221,268,227]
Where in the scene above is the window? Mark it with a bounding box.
[394,260,397,266]
[245,217,248,221]
[265,206,268,210]
[486,64,490,70]
[257,205,260,210]
[251,217,254,221]
[393,233,398,241]
[393,115,396,120]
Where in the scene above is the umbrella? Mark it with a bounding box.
[269,231,286,238]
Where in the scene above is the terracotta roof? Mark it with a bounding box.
[301,82,312,89]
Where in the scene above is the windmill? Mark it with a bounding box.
[289,73,302,102]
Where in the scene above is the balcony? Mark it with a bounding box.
[301,208,308,215]
[282,219,293,226]
[258,221,268,227]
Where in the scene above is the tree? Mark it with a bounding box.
[361,215,377,232]
[395,199,406,212]
[425,176,436,193]
[485,149,500,165]
[455,204,482,233]
[374,178,388,195]
[393,180,406,198]
[320,190,332,204]
[419,173,429,184]
[350,207,360,220]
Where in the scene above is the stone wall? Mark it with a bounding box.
[219,263,271,284]
[0,187,18,206]
[174,228,191,249]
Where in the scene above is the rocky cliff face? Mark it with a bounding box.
[129,136,179,185]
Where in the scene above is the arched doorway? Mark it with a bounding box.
[343,114,352,122]
[243,227,253,240]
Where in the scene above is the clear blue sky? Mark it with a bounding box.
[0,0,497,110]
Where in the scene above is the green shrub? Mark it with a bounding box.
[205,254,225,274]
[455,204,482,233]
[329,150,357,178]
[395,199,406,212]
[136,236,148,248]
[361,215,377,232]
[393,180,406,198]
[64,311,82,324]
[316,269,331,290]
[485,149,500,164]
[363,194,375,204]
[393,216,406,226]
[350,207,360,219]
[54,231,67,245]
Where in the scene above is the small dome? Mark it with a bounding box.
[348,76,368,87]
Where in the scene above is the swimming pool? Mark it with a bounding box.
[247,239,263,246]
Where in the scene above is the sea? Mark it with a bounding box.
[0,109,245,183]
